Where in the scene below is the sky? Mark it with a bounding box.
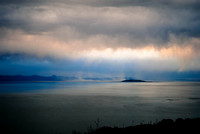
[0,0,200,81]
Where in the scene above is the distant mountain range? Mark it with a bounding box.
[1,75,200,82]
[0,75,76,81]
[0,75,116,81]
[0,75,149,82]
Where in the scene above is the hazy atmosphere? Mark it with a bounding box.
[1,1,200,134]
[1,0,200,80]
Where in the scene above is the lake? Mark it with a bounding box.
[0,81,200,134]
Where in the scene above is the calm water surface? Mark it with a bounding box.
[0,82,200,134]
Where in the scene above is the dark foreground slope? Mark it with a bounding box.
[74,118,200,134]
[1,118,200,134]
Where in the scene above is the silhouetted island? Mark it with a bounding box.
[121,79,146,82]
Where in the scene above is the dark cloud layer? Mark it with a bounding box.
[1,0,200,7]
[0,0,200,45]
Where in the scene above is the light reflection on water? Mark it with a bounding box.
[0,82,200,134]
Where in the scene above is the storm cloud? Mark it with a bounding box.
[0,0,200,77]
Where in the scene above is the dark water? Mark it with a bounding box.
[0,82,200,134]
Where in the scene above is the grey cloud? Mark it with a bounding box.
[0,0,200,58]
[1,4,200,44]
[1,0,200,7]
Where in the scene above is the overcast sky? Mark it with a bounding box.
[0,0,200,80]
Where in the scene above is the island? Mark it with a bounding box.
[121,79,146,82]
